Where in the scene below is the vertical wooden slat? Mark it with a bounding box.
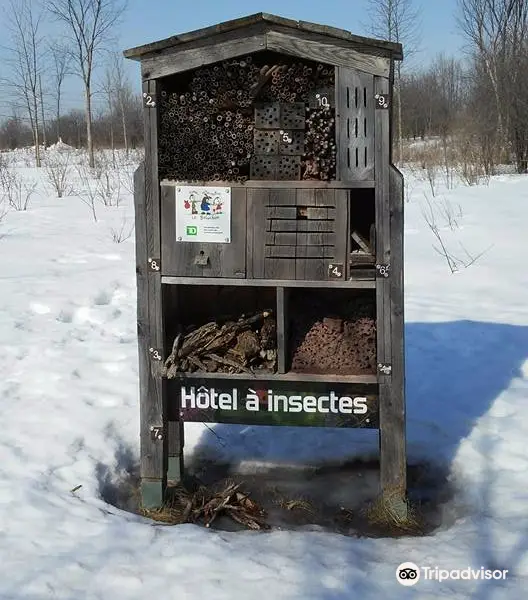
[334,189,349,272]
[246,188,269,278]
[295,188,314,279]
[337,68,375,180]
[334,66,341,181]
[388,164,406,493]
[276,287,289,373]
[375,74,406,515]
[140,78,166,509]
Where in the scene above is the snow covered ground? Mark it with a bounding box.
[0,147,527,599]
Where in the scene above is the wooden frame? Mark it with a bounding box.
[127,12,406,516]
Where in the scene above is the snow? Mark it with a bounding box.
[1,149,527,599]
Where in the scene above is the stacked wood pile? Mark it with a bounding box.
[163,310,277,377]
[289,292,376,374]
[167,481,269,530]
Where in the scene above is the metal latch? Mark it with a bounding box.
[376,263,390,278]
[378,363,392,375]
[194,251,209,266]
[150,426,164,441]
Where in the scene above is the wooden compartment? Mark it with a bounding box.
[248,187,348,280]
[280,287,376,377]
[163,284,278,375]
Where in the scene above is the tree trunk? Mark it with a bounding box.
[56,88,61,143]
[39,75,47,148]
[119,93,129,158]
[33,95,41,167]
[85,82,95,168]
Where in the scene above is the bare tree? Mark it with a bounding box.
[457,0,528,168]
[47,0,127,168]
[49,43,71,143]
[365,0,422,163]
[112,53,131,158]
[6,0,46,167]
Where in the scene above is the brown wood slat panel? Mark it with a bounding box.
[272,232,298,245]
[295,232,336,245]
[271,219,335,232]
[334,189,349,270]
[295,246,335,258]
[247,188,269,278]
[265,206,298,219]
[162,185,246,277]
[337,67,375,181]
[305,207,335,219]
[264,188,296,278]
[265,245,297,258]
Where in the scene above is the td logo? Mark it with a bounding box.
[186,225,198,235]
[396,562,420,586]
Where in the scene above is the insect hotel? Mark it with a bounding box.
[124,13,406,514]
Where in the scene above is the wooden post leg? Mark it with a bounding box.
[167,420,184,482]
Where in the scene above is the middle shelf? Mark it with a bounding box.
[162,283,378,385]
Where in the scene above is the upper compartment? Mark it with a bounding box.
[124,13,402,185]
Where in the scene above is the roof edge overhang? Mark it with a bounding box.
[123,13,403,63]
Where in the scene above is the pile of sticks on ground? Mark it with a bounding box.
[162,310,276,377]
[171,481,269,530]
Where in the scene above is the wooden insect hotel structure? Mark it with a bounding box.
[124,13,406,513]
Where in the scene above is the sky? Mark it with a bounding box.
[0,0,464,125]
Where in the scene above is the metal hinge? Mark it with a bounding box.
[149,347,162,361]
[378,363,392,375]
[150,426,164,441]
[148,257,161,272]
[376,263,390,278]
[143,92,156,108]
[375,93,390,109]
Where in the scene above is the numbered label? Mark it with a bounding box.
[150,426,164,441]
[328,263,344,278]
[148,257,160,271]
[375,93,390,109]
[279,130,293,144]
[149,347,162,361]
[376,264,390,277]
[143,92,156,108]
[315,93,330,107]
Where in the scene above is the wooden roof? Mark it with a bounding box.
[123,13,403,62]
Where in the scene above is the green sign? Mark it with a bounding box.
[186,225,198,235]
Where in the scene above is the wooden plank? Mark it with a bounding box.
[141,79,165,508]
[295,232,336,246]
[247,188,269,278]
[161,179,376,189]
[161,186,246,277]
[161,276,376,288]
[124,14,403,61]
[295,189,314,280]
[140,25,267,79]
[305,207,335,219]
[337,68,375,181]
[334,189,349,270]
[265,206,297,219]
[172,371,379,384]
[272,232,297,245]
[374,76,406,512]
[167,420,184,482]
[271,219,335,232]
[264,189,296,279]
[276,287,289,373]
[265,245,296,258]
[266,29,391,77]
[386,164,406,495]
[352,230,372,253]
[295,246,335,258]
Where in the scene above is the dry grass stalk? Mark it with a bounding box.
[365,487,423,535]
